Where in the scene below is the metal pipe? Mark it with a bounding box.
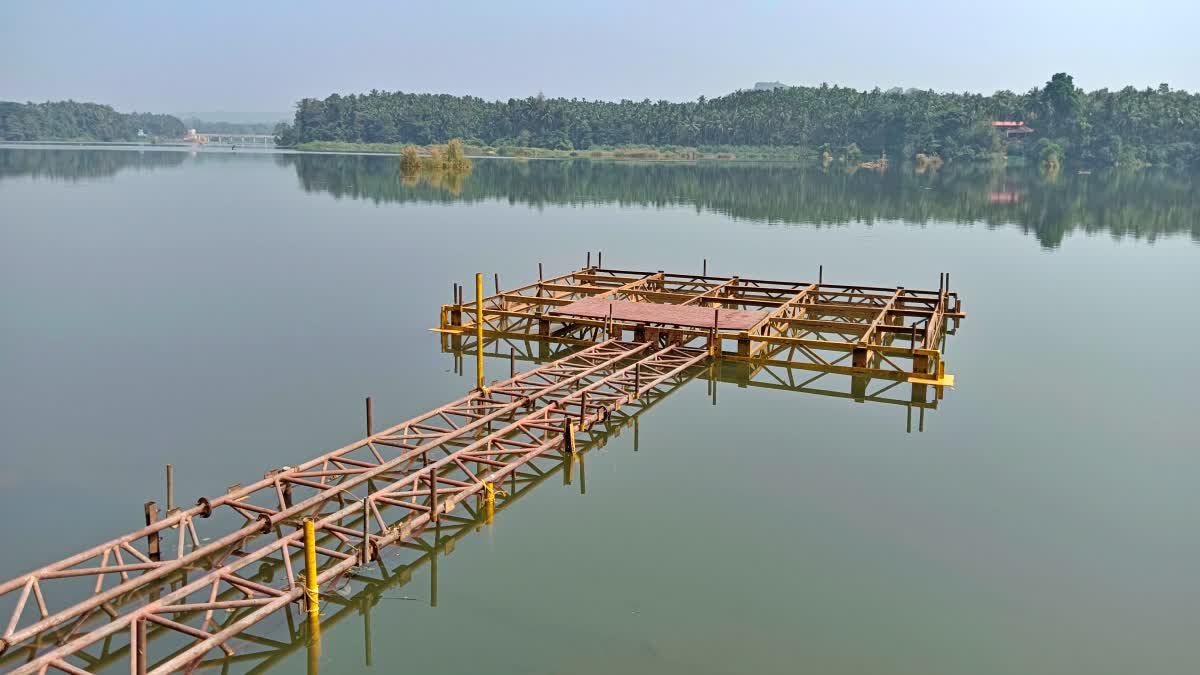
[476,273,487,393]
[365,397,372,437]
[165,465,173,512]
[304,519,319,621]
[143,502,159,562]
[360,499,371,565]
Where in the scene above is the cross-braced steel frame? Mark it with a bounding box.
[438,265,964,385]
[1,340,707,674]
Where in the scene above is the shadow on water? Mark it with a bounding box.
[3,147,1199,248]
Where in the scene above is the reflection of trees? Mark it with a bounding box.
[283,155,1200,248]
[0,148,188,181]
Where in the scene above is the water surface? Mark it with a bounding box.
[1,147,1198,674]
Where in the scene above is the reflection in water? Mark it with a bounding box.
[282,155,1200,248]
[450,338,945,433]
[0,146,186,181]
[3,147,1198,248]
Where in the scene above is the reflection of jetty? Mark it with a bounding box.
[0,259,964,674]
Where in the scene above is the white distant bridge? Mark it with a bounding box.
[185,130,275,146]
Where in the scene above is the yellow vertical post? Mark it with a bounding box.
[476,272,487,393]
[304,518,320,622]
[485,481,496,524]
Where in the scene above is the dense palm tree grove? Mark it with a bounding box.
[0,101,186,141]
[275,74,1200,167]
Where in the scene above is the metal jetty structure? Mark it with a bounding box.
[0,258,964,674]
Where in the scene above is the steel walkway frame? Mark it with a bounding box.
[1,341,707,674]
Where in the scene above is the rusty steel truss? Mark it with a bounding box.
[437,265,964,386]
[0,340,706,674]
[2,260,967,674]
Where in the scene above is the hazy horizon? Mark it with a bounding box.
[3,0,1199,114]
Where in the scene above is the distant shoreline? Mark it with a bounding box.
[290,140,814,162]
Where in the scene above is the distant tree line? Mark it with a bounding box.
[0,101,186,141]
[274,74,1200,168]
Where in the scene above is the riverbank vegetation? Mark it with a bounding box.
[273,73,1200,169]
[0,101,186,141]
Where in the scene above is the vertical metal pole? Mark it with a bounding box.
[587,251,591,269]
[634,363,640,396]
[476,272,486,393]
[365,397,372,437]
[360,499,371,565]
[510,347,516,379]
[703,258,707,276]
[538,262,543,281]
[494,272,500,296]
[563,421,577,454]
[485,481,496,524]
[144,502,160,562]
[304,518,320,621]
[429,470,439,523]
[819,265,823,285]
[165,464,174,512]
[598,251,602,268]
[135,617,147,675]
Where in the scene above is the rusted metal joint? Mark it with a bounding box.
[256,514,274,534]
[196,497,213,518]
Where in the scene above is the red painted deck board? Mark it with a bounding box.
[550,298,769,331]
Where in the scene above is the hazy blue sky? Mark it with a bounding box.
[2,0,1198,114]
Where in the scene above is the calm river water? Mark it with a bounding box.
[1,146,1198,674]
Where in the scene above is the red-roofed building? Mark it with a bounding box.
[992,120,1034,139]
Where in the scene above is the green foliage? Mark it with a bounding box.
[0,101,185,141]
[1037,138,1065,171]
[273,73,1200,169]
